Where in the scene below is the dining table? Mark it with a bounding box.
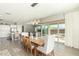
[31,38,44,46]
[31,38,45,56]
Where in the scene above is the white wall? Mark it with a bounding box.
[65,11,79,49]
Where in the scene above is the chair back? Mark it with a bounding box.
[41,35,55,53]
[46,35,55,52]
[22,37,27,45]
[26,38,32,49]
[24,38,28,45]
[41,35,48,50]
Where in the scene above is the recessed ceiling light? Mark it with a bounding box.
[31,3,38,7]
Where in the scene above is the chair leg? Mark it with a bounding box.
[31,49,33,56]
[34,49,36,56]
[52,50,55,56]
[26,47,27,52]
[26,48,28,52]
[36,50,40,56]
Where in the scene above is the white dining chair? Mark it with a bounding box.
[36,35,55,56]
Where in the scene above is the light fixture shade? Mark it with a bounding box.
[32,20,40,25]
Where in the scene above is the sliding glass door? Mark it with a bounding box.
[35,25,48,37]
[35,23,65,43]
[49,23,65,43]
[41,25,48,36]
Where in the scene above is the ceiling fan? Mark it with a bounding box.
[31,3,38,7]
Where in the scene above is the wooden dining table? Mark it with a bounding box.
[31,38,44,46]
[31,38,45,56]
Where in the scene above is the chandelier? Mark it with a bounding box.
[32,20,40,25]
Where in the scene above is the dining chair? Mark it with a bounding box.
[26,38,35,56]
[21,37,28,49]
[21,37,25,45]
[36,35,55,56]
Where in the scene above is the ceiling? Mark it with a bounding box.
[0,3,79,25]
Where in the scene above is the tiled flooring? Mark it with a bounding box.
[55,42,79,56]
[0,38,79,56]
[0,38,30,56]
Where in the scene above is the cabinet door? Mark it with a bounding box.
[0,25,10,37]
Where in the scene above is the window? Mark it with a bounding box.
[59,24,65,29]
[49,24,58,29]
[49,24,58,34]
[42,25,48,36]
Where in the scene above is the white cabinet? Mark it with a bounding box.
[65,11,79,49]
[0,25,10,37]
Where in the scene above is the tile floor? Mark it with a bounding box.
[0,38,79,56]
